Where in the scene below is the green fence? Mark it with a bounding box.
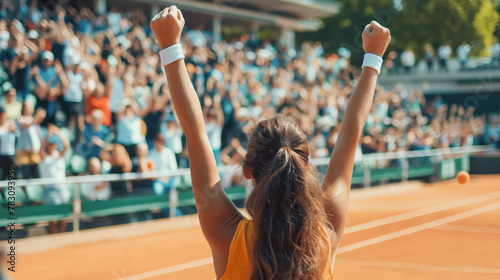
[0,147,482,231]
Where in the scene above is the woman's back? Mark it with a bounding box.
[220,218,334,280]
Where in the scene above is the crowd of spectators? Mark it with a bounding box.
[386,42,473,74]
[0,2,499,221]
[386,40,500,74]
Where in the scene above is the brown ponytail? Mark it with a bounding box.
[244,115,330,280]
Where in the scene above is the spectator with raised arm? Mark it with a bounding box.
[59,54,85,139]
[115,90,147,158]
[15,103,44,179]
[39,124,70,234]
[31,52,63,126]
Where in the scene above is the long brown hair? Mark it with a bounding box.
[244,115,330,280]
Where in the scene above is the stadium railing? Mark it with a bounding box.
[0,145,494,232]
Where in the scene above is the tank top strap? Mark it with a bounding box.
[219,217,253,279]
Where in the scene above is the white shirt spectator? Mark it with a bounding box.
[0,30,9,50]
[40,150,66,179]
[187,29,207,48]
[63,70,84,102]
[270,87,286,106]
[401,50,415,67]
[205,121,222,150]
[0,121,16,156]
[82,181,111,201]
[40,150,70,204]
[457,44,471,62]
[492,43,500,59]
[16,116,42,152]
[109,77,124,113]
[162,123,183,154]
[116,115,145,145]
[107,12,122,35]
[149,146,178,172]
[438,45,452,59]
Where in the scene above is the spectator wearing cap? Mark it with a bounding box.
[32,51,63,126]
[82,109,109,159]
[1,85,22,119]
[149,133,178,195]
[59,54,85,138]
[39,124,70,234]
[0,106,16,180]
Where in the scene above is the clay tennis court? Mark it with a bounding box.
[12,174,500,280]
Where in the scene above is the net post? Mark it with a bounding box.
[363,167,371,188]
[402,158,409,182]
[169,179,178,218]
[72,182,81,233]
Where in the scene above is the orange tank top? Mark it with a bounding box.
[219,217,334,280]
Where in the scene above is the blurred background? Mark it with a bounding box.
[0,0,499,278]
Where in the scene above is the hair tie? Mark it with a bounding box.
[281,142,290,148]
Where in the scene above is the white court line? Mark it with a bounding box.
[433,224,500,234]
[119,202,500,279]
[345,190,500,234]
[336,259,500,274]
[119,257,213,280]
[336,202,500,254]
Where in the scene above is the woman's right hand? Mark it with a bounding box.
[362,21,391,57]
[150,5,185,49]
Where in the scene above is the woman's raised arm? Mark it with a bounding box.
[321,21,391,241]
[150,6,243,273]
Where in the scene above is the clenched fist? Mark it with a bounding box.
[150,5,185,49]
[362,21,391,57]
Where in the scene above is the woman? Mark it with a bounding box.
[150,6,390,279]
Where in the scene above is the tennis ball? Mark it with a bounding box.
[457,171,470,185]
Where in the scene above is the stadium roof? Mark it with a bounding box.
[134,0,342,31]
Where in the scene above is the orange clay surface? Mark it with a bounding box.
[9,175,500,280]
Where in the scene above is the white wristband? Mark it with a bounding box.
[362,53,383,74]
[159,44,185,67]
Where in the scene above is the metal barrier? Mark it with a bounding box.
[0,145,494,232]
